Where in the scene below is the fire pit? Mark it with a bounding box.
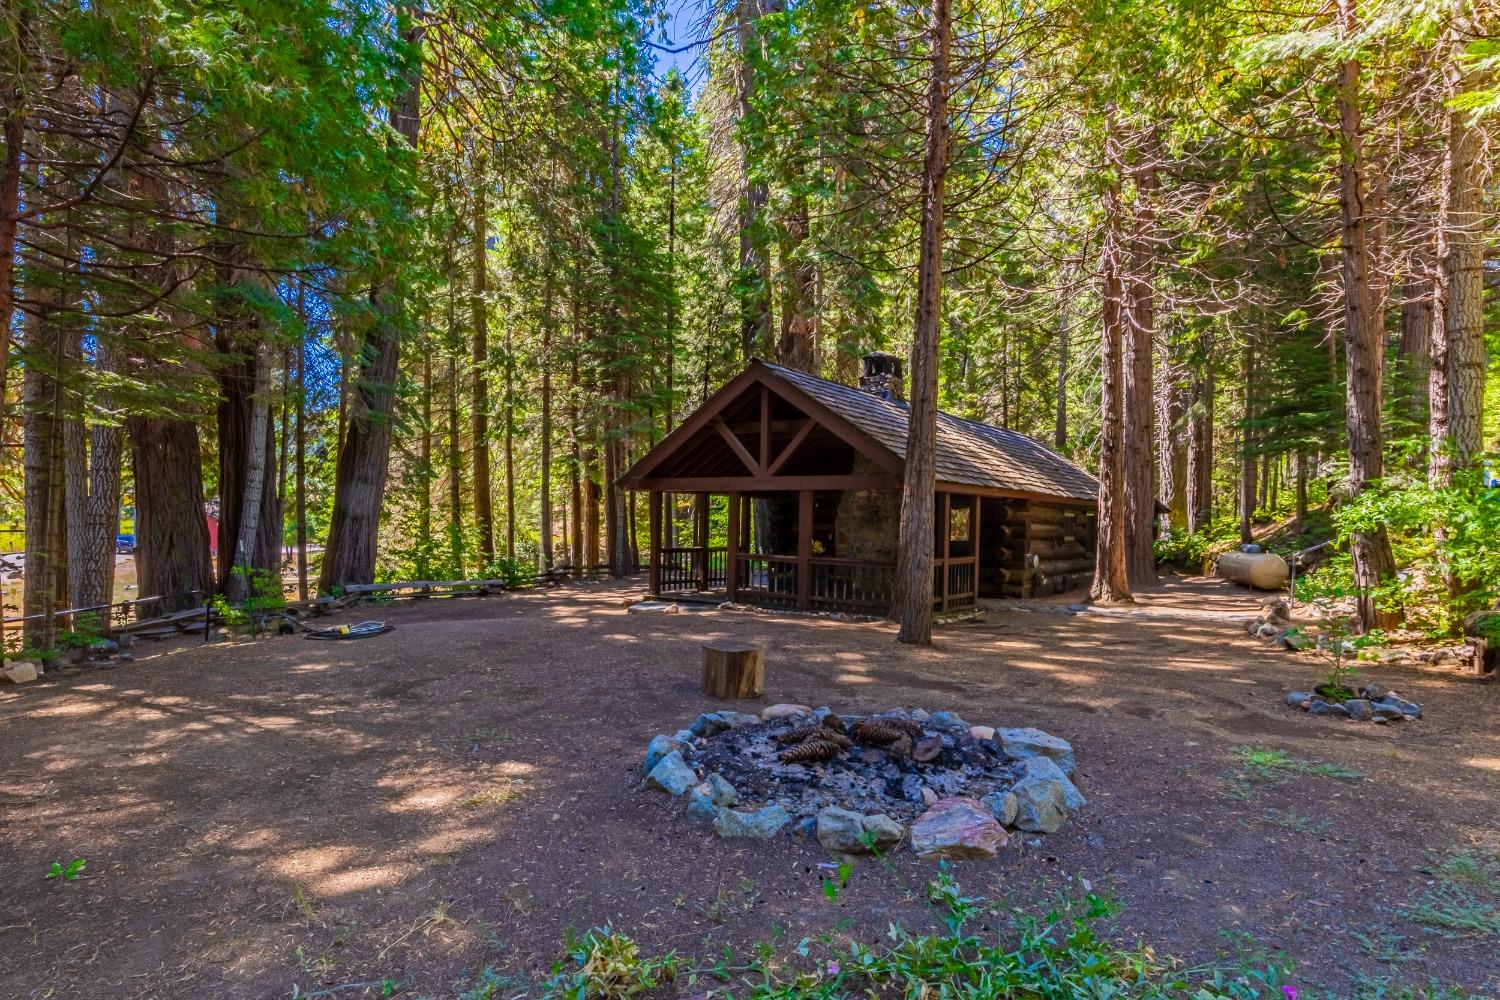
[640,706,1084,859]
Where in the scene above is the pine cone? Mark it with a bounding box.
[887,718,925,738]
[775,724,828,746]
[852,720,908,746]
[820,712,848,735]
[780,737,843,763]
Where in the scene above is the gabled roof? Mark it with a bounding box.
[763,363,1098,502]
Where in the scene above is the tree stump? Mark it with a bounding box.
[701,640,764,699]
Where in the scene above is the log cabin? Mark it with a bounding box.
[618,352,1100,615]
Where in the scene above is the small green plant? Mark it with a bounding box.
[821,861,852,902]
[1401,849,1500,938]
[481,553,536,590]
[1315,618,1363,701]
[1236,746,1363,782]
[45,858,86,881]
[547,928,678,999]
[213,567,288,635]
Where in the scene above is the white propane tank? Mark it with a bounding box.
[1217,550,1290,591]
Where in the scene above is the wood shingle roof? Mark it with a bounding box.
[763,362,1098,502]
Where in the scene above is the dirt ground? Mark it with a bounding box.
[2,577,1497,999]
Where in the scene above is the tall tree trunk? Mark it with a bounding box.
[130,417,212,613]
[570,344,584,577]
[1054,285,1069,450]
[584,445,601,572]
[504,322,516,561]
[64,338,124,616]
[540,280,554,570]
[225,343,272,601]
[471,178,495,567]
[0,4,24,438]
[1091,122,1132,605]
[1123,138,1158,586]
[418,348,433,574]
[296,308,309,601]
[735,0,771,358]
[445,247,464,575]
[1336,2,1399,631]
[1441,12,1485,471]
[319,2,422,591]
[23,307,66,649]
[777,193,816,372]
[1239,337,1257,545]
[1157,352,1188,533]
[1399,277,1432,429]
[1186,347,1214,533]
[893,0,952,644]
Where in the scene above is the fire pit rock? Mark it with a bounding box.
[638,706,1083,857]
[1284,684,1421,723]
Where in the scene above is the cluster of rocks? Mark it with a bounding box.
[1245,598,1317,651]
[1283,682,1421,723]
[641,704,1084,859]
[2,634,135,684]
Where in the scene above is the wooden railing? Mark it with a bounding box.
[809,557,896,614]
[733,553,800,608]
[933,556,978,611]
[659,546,727,592]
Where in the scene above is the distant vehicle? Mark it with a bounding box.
[116,533,136,554]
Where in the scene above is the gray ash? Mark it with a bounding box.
[688,713,1023,823]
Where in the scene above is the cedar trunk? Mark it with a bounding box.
[892,0,951,645]
[1123,139,1158,585]
[1090,125,1132,605]
[471,180,495,566]
[1335,9,1399,631]
[318,3,422,591]
[130,416,212,613]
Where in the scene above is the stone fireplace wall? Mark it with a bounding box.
[834,454,900,562]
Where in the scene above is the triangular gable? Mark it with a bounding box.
[619,361,902,489]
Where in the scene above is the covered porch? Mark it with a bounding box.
[645,488,984,616]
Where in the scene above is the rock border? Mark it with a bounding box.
[640,705,1084,860]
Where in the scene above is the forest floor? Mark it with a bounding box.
[1,577,1497,999]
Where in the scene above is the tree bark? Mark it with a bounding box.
[735,0,772,358]
[893,0,952,644]
[1336,2,1399,631]
[1441,12,1485,471]
[1399,277,1432,428]
[1186,339,1214,533]
[445,246,464,574]
[540,272,554,570]
[130,416,212,613]
[225,342,272,601]
[1090,123,1132,605]
[1123,137,1158,586]
[296,300,309,601]
[64,338,124,616]
[23,308,67,649]
[319,1,422,591]
[471,178,495,567]
[777,194,816,372]
[1239,337,1257,545]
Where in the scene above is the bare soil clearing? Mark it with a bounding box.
[1,577,1496,998]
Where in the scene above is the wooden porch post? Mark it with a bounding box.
[726,492,740,601]
[940,491,951,611]
[648,490,662,596]
[796,489,812,610]
[972,495,982,602]
[695,493,710,591]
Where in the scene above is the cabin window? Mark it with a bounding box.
[949,506,971,543]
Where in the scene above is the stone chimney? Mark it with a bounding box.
[858,351,904,401]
